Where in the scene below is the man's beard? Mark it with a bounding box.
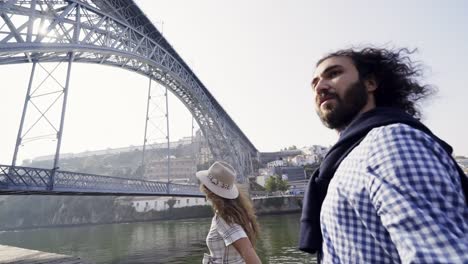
[316,79,368,131]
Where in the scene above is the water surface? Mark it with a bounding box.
[0,213,316,263]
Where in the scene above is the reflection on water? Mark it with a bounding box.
[0,214,316,263]
[256,214,316,264]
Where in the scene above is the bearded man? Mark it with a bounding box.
[299,47,468,263]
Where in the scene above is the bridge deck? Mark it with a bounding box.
[0,165,204,197]
[0,244,90,264]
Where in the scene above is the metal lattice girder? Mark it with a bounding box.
[0,0,257,181]
[0,164,204,196]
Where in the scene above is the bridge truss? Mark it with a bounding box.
[0,0,257,195]
[0,164,203,196]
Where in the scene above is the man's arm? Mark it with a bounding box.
[365,124,468,263]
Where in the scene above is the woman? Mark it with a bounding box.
[196,161,262,264]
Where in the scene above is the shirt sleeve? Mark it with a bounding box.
[215,215,248,246]
[364,124,468,263]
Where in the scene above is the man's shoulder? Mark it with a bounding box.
[358,122,452,168]
[368,122,429,138]
[364,122,437,149]
[361,123,456,175]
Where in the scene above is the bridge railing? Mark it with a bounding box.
[0,165,203,197]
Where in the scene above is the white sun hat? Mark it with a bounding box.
[196,161,239,199]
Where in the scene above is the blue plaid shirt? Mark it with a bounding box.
[320,123,468,263]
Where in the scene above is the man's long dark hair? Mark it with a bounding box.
[317,47,436,119]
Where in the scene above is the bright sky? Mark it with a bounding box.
[1,0,468,165]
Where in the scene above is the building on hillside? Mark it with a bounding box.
[255,165,308,194]
[455,157,468,173]
[33,143,164,162]
[198,143,213,166]
[301,145,329,160]
[255,175,266,188]
[290,154,317,166]
[274,166,307,181]
[259,150,303,165]
[128,196,208,213]
[32,130,209,163]
[266,159,287,168]
[275,166,308,194]
[255,168,274,187]
[145,156,197,183]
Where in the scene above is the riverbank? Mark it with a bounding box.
[0,204,213,231]
[254,195,303,215]
[0,195,302,231]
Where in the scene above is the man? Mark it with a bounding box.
[299,47,468,263]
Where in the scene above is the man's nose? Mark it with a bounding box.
[314,79,332,94]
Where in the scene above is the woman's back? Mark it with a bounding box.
[203,215,247,264]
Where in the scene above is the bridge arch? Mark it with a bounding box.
[0,0,257,181]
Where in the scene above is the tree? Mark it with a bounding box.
[167,198,177,210]
[264,175,289,193]
[133,164,145,178]
[277,177,289,192]
[166,198,177,216]
[264,176,278,193]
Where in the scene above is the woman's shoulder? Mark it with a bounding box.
[215,214,242,230]
[214,214,248,244]
[214,214,229,226]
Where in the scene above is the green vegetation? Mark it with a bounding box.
[264,175,288,193]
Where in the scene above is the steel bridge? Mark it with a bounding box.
[0,0,258,196]
[0,164,203,196]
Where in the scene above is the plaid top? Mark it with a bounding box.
[320,123,468,263]
[203,214,247,264]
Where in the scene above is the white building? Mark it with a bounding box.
[130,196,208,213]
[33,135,200,162]
[301,145,327,155]
[455,157,468,173]
[290,154,317,166]
[267,159,287,168]
[255,168,274,187]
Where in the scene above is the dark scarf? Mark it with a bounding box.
[298,107,468,254]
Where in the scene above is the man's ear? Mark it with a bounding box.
[363,76,377,93]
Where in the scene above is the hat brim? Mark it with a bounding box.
[196,170,239,199]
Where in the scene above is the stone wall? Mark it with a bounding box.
[253,196,302,215]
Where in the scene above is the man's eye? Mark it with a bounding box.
[329,70,341,78]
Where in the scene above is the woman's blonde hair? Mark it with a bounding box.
[201,184,260,246]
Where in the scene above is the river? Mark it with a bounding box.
[0,213,316,263]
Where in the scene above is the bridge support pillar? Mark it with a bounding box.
[11,62,36,167]
[141,78,171,184]
[11,52,74,191]
[50,52,74,190]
